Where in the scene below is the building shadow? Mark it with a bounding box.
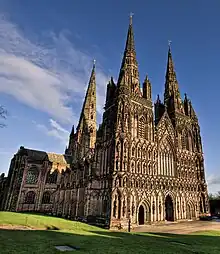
[0,227,220,254]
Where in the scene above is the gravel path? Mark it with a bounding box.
[133,221,220,234]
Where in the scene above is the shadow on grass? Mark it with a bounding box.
[0,228,220,254]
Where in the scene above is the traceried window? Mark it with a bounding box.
[42,191,51,204]
[46,170,58,184]
[138,116,146,139]
[26,166,39,184]
[25,191,36,204]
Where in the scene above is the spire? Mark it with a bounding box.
[76,61,97,149]
[143,74,152,100]
[117,14,140,95]
[164,42,184,114]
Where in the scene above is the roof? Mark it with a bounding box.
[17,146,71,165]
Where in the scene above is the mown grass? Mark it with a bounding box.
[0,212,220,254]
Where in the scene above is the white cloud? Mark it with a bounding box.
[34,119,69,146]
[207,174,220,194]
[0,14,109,125]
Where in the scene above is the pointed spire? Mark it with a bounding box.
[165,41,177,83]
[143,74,152,100]
[117,14,140,95]
[164,41,184,114]
[77,61,96,132]
[70,125,75,136]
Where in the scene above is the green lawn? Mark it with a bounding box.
[0,212,220,254]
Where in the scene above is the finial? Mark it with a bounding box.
[168,40,172,50]
[129,12,134,25]
[93,59,96,67]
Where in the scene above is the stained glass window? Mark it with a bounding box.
[25,191,35,204]
[26,167,39,184]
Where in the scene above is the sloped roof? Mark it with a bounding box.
[17,147,71,165]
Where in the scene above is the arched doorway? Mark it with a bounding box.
[138,205,145,225]
[165,195,174,221]
[187,202,195,220]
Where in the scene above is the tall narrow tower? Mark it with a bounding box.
[71,62,97,159]
[164,44,184,125]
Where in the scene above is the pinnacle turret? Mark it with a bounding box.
[143,74,152,100]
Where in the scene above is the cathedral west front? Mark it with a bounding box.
[0,16,209,229]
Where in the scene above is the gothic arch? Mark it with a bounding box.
[25,191,36,204]
[158,137,175,177]
[42,191,51,204]
[137,200,151,225]
[186,200,195,219]
[165,194,174,221]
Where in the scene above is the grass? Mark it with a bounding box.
[0,212,220,254]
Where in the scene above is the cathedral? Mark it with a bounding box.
[0,17,209,229]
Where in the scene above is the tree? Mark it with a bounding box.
[0,105,7,128]
[209,192,220,200]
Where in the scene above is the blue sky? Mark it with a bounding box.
[0,0,219,193]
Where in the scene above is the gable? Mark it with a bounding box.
[156,111,175,144]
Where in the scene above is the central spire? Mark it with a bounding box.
[117,14,140,95]
[164,42,184,114]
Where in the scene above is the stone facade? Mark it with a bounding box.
[1,17,209,229]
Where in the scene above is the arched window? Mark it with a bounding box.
[26,166,39,184]
[25,191,35,204]
[46,170,58,184]
[42,191,51,204]
[137,147,141,158]
[132,146,135,156]
[138,117,146,138]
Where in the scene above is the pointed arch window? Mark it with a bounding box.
[138,116,146,139]
[26,166,39,184]
[25,191,36,204]
[132,146,135,156]
[42,191,51,204]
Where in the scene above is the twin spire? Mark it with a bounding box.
[118,14,181,106]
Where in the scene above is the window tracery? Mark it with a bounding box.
[25,191,36,204]
[138,116,146,139]
[26,166,39,184]
[158,138,175,176]
[42,191,51,204]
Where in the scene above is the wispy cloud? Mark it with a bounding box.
[33,119,69,146]
[0,14,109,125]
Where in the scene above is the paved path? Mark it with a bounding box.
[133,221,220,234]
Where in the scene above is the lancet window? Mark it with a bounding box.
[138,116,146,139]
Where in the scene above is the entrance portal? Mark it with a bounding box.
[138,205,145,225]
[165,195,174,221]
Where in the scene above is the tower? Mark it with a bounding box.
[67,62,97,160]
